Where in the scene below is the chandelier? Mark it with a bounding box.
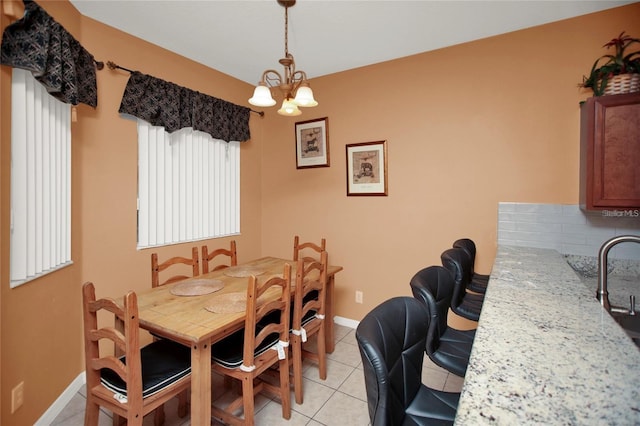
[248,0,318,116]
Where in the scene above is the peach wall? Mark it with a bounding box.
[1,1,639,424]
[259,4,640,326]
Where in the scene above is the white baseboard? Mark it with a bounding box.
[35,372,85,426]
[334,315,359,329]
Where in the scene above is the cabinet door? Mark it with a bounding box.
[581,93,640,210]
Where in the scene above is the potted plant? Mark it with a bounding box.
[581,31,640,96]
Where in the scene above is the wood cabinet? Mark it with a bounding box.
[580,92,640,211]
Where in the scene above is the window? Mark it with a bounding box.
[10,68,72,287]
[137,120,240,249]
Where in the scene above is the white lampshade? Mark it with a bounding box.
[294,83,318,107]
[248,82,276,107]
[277,98,302,116]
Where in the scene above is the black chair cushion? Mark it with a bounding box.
[211,325,280,369]
[301,289,320,326]
[100,339,191,399]
[440,327,475,345]
[454,292,483,321]
[473,273,490,284]
[406,385,460,425]
[300,309,317,328]
[430,338,474,377]
[469,270,489,294]
[288,289,319,332]
[260,307,316,333]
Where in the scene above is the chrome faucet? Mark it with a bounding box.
[597,235,640,315]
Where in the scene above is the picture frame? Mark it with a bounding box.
[346,140,388,196]
[295,117,330,169]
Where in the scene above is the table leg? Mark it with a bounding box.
[325,275,336,353]
[190,340,211,425]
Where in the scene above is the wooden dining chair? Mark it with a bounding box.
[151,247,200,288]
[82,282,192,426]
[210,264,292,426]
[291,250,328,404]
[201,240,238,273]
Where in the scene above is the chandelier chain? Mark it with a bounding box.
[284,5,289,57]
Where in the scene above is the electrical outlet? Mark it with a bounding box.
[355,290,363,304]
[11,381,24,413]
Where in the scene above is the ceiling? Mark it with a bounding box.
[69,0,635,85]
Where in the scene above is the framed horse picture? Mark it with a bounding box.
[346,140,388,196]
[295,117,330,169]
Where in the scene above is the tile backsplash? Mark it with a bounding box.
[498,203,640,260]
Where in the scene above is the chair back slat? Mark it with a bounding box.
[202,240,238,273]
[293,235,326,262]
[151,247,200,287]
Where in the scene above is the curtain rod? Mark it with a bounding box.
[106,61,264,117]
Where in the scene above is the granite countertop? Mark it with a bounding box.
[454,245,640,425]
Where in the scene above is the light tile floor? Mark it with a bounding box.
[50,324,464,425]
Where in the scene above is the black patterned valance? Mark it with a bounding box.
[0,0,98,107]
[118,71,251,143]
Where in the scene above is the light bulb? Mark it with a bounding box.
[248,82,276,107]
[294,83,318,107]
[277,98,302,116]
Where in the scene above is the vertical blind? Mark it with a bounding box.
[10,68,72,287]
[137,120,240,248]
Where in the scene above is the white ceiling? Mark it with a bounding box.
[69,0,635,84]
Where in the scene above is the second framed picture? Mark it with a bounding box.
[295,117,330,169]
[346,140,388,196]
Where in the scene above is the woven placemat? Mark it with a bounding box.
[223,265,267,278]
[205,292,247,313]
[170,278,224,296]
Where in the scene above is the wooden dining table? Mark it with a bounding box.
[132,256,343,426]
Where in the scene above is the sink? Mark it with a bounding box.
[578,274,640,346]
[565,250,640,347]
[614,313,640,340]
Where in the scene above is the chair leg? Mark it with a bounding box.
[292,336,304,404]
[241,376,256,426]
[278,357,292,420]
[177,390,189,418]
[127,412,144,426]
[153,406,165,426]
[317,328,327,380]
[223,375,233,388]
[112,413,125,426]
[84,398,101,426]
